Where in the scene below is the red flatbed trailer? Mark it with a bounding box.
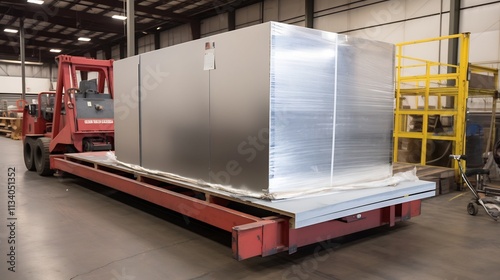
[22,55,433,261]
[50,151,426,261]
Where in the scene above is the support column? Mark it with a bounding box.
[448,0,460,75]
[228,10,236,31]
[305,0,314,29]
[120,41,126,59]
[104,46,112,60]
[127,0,135,57]
[154,32,161,50]
[191,20,201,40]
[20,17,26,101]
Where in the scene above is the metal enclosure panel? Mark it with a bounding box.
[114,56,140,165]
[331,36,394,185]
[268,23,337,194]
[114,22,395,196]
[208,23,271,192]
[140,41,210,181]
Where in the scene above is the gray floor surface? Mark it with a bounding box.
[0,136,499,280]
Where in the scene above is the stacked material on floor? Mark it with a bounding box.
[0,111,23,140]
[114,21,397,199]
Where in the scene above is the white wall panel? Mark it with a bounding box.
[460,2,500,65]
[462,0,499,8]
[348,1,405,31]
[263,0,279,22]
[0,64,51,78]
[159,24,192,48]
[347,22,405,44]
[201,14,228,37]
[405,0,442,18]
[236,3,262,28]
[138,34,155,54]
[439,12,450,64]
[278,0,304,21]
[314,12,348,33]
[469,31,499,63]
[403,16,442,61]
[314,0,350,12]
[96,50,104,59]
[111,45,120,60]
[0,76,50,93]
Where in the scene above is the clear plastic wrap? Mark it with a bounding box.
[268,23,395,194]
[115,22,395,199]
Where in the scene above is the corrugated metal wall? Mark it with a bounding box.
[0,93,38,109]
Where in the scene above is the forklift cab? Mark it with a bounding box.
[25,92,56,122]
[40,93,56,121]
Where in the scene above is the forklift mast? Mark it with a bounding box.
[22,55,115,176]
[50,55,115,153]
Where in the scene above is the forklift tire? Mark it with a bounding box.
[23,137,36,171]
[34,137,53,176]
[467,202,479,216]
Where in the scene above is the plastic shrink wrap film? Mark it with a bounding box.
[268,23,395,194]
[114,21,395,198]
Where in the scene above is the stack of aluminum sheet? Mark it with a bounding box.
[114,21,395,197]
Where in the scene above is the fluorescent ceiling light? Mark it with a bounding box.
[112,15,127,20]
[78,37,91,42]
[0,59,44,66]
[50,49,62,53]
[4,28,18,33]
[27,0,44,4]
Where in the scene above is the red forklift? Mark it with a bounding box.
[23,55,115,175]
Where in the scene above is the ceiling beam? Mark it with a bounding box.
[0,6,123,34]
[0,45,55,63]
[93,0,192,22]
[0,24,105,44]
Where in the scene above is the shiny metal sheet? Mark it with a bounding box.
[114,56,140,165]
[208,23,271,192]
[115,22,395,196]
[139,41,210,181]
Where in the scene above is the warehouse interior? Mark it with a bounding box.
[1,0,500,279]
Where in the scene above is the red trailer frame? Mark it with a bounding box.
[51,152,422,261]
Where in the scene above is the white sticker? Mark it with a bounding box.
[87,101,92,107]
[203,53,215,70]
[203,41,216,70]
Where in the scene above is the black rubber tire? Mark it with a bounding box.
[34,137,53,176]
[467,202,479,216]
[23,137,36,171]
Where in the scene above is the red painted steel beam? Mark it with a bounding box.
[51,154,423,261]
[52,157,261,232]
[232,201,422,260]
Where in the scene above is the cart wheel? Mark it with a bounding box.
[467,202,479,216]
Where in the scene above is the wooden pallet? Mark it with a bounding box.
[0,116,23,140]
[394,162,456,195]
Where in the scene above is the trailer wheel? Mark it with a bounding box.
[23,137,36,171]
[34,137,53,176]
[467,202,478,216]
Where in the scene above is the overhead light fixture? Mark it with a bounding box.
[50,49,62,53]
[27,0,44,4]
[156,27,161,30]
[112,15,127,20]
[0,59,44,66]
[78,37,91,42]
[4,28,18,34]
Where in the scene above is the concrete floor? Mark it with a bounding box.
[1,136,499,280]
